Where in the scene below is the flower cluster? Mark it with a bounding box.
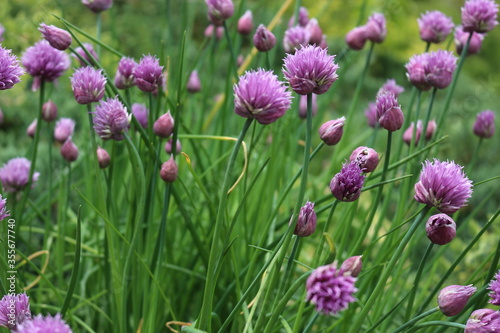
[0,45,24,90]
[405,50,457,90]
[330,162,365,202]
[0,157,40,193]
[418,11,454,44]
[93,97,131,141]
[345,12,387,50]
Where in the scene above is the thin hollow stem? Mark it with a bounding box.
[405,243,434,320]
[393,307,439,333]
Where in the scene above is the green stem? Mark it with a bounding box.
[96,12,102,57]
[346,42,374,122]
[313,200,338,267]
[292,0,302,26]
[222,21,239,80]
[303,312,320,333]
[410,321,466,331]
[393,307,439,333]
[468,138,483,175]
[405,243,434,321]
[419,88,437,150]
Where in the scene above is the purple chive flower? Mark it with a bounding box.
[298,94,317,119]
[306,18,324,45]
[318,117,346,146]
[160,157,178,183]
[16,313,72,333]
[294,201,317,237]
[82,0,113,13]
[418,11,454,44]
[438,285,476,316]
[406,53,432,91]
[350,146,379,173]
[153,111,175,138]
[73,43,99,66]
[414,159,473,214]
[365,102,378,128]
[0,194,10,222]
[93,97,131,141]
[234,69,292,125]
[114,57,137,89]
[365,13,386,43]
[283,44,339,95]
[426,213,457,245]
[205,0,234,26]
[340,256,363,277]
[0,292,31,330]
[455,25,484,55]
[375,92,404,131]
[253,25,276,52]
[462,0,499,33]
[330,161,365,202]
[465,309,500,332]
[488,269,500,305]
[54,118,76,143]
[187,70,201,93]
[424,50,457,89]
[0,45,24,90]
[345,26,368,51]
[70,66,107,105]
[306,263,357,315]
[22,40,70,91]
[97,146,110,169]
[283,26,311,54]
[60,138,79,163]
[38,23,72,50]
[288,6,309,27]
[134,55,164,92]
[377,79,405,97]
[131,103,149,128]
[0,158,40,193]
[238,10,253,35]
[42,100,58,122]
[473,110,495,138]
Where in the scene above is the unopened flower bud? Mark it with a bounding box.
[238,10,253,35]
[253,25,276,52]
[82,0,113,13]
[38,23,72,51]
[165,138,182,154]
[340,256,363,277]
[345,26,367,50]
[97,146,110,168]
[365,13,386,43]
[376,92,404,132]
[160,157,178,183]
[438,284,476,316]
[473,110,495,138]
[153,111,174,138]
[60,138,79,162]
[27,119,37,138]
[187,70,201,93]
[54,118,75,143]
[306,18,323,45]
[426,213,456,245]
[293,201,317,237]
[350,147,379,173]
[42,100,58,122]
[206,0,234,26]
[425,120,437,140]
[319,117,346,146]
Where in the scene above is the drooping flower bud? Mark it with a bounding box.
[160,157,178,183]
[376,92,404,131]
[97,146,111,169]
[426,213,457,245]
[238,10,253,35]
[438,284,476,316]
[41,100,58,122]
[349,146,379,173]
[38,23,72,51]
[345,26,368,50]
[473,110,495,138]
[330,162,365,202]
[60,138,79,163]
[293,201,317,237]
[27,119,37,138]
[187,70,201,93]
[253,25,276,52]
[153,111,175,138]
[340,256,362,277]
[319,117,346,146]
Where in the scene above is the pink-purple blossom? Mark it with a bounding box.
[114,57,137,89]
[0,45,24,90]
[93,97,131,141]
[345,26,368,51]
[473,110,495,138]
[16,313,72,333]
[205,0,234,26]
[238,10,253,35]
[70,66,107,104]
[330,162,365,202]
[187,70,201,93]
[0,158,40,193]
[38,23,72,50]
[131,103,148,128]
[294,201,317,237]
[73,43,99,66]
[54,118,76,143]
[82,0,112,13]
[426,213,457,245]
[0,292,31,330]
[0,194,9,222]
[365,102,378,128]
[462,0,499,33]
[418,11,454,44]
[350,146,379,173]
[377,79,405,97]
[283,26,310,54]
[134,55,164,92]
[424,50,457,89]
[455,25,484,55]
[438,284,476,316]
[488,269,500,305]
[465,309,500,332]
[376,92,404,131]
[253,25,276,52]
[365,13,386,43]
[319,117,345,146]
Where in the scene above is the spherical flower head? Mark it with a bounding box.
[234,69,292,125]
[0,45,25,90]
[206,0,234,26]
[438,284,476,316]
[160,157,178,183]
[377,79,405,97]
[299,94,317,119]
[350,146,379,173]
[153,111,175,138]
[319,117,346,146]
[405,53,432,91]
[305,18,324,45]
[134,55,164,92]
[424,50,457,89]
[22,40,70,91]
[288,6,309,27]
[42,100,58,122]
[0,194,10,222]
[418,11,454,44]
[426,213,456,245]
[114,57,137,89]
[73,43,99,66]
[365,13,386,43]
[187,70,201,93]
[0,158,40,193]
[365,102,378,128]
[38,23,72,50]
[488,269,500,305]
[340,256,363,277]
[465,309,500,333]
[70,66,107,104]
[306,263,357,315]
[455,25,484,55]
[294,201,317,237]
[283,26,311,54]
[165,138,182,154]
[238,10,253,35]
[82,0,113,13]
[54,118,75,143]
[93,97,131,141]
[283,45,339,95]
[414,159,473,214]
[0,292,31,330]
[17,313,72,333]
[473,110,495,138]
[376,92,404,131]
[253,25,276,52]
[345,26,368,51]
[462,0,499,33]
[330,161,365,202]
[60,138,79,163]
[131,103,148,128]
[97,146,110,168]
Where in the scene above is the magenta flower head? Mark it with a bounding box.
[288,6,309,27]
[377,79,405,97]
[283,45,339,95]
[0,45,24,90]
[93,97,131,141]
[283,26,311,54]
[465,309,500,333]
[455,26,484,55]
[0,195,9,221]
[365,102,378,128]
[73,43,98,66]
[473,110,495,138]
[131,103,148,128]
[426,213,457,245]
[340,256,363,277]
[0,292,31,330]
[153,111,175,138]
[462,0,499,33]
[54,118,76,143]
[376,92,404,131]
[114,57,137,89]
[187,70,201,93]
[82,0,112,13]
[160,157,178,183]
[134,55,164,92]
[205,0,234,26]
[38,23,72,50]
[42,100,58,122]
[305,18,323,45]
[234,69,292,125]
[350,146,379,173]
[294,201,317,237]
[424,50,457,89]
[22,40,70,91]
[414,159,473,214]
[97,146,110,169]
[238,10,253,35]
[60,138,79,163]
[319,117,346,146]
[306,263,357,315]
[365,13,387,43]
[345,26,368,51]
[70,66,107,105]
[488,269,500,305]
[0,158,40,193]
[438,284,476,316]
[17,313,72,333]
[418,11,454,44]
[330,161,365,202]
[253,25,276,52]
[406,53,432,91]
[299,94,317,118]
